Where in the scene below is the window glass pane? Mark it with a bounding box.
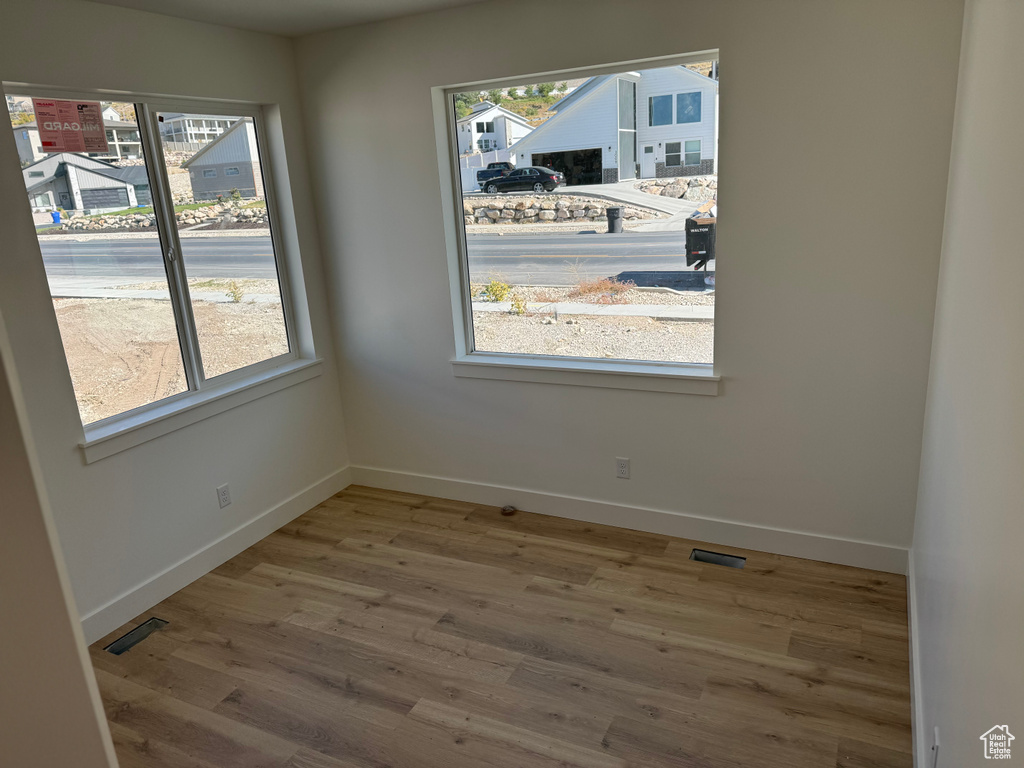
[8,94,187,424]
[618,79,635,130]
[156,111,289,380]
[677,92,702,123]
[455,60,718,367]
[649,95,672,126]
[684,140,700,152]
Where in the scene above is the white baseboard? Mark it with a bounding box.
[80,466,353,644]
[907,549,926,767]
[349,466,909,574]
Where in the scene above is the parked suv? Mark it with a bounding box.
[482,166,565,194]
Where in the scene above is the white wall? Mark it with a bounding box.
[0,305,117,767]
[296,0,964,569]
[911,0,1024,761]
[0,0,350,641]
[512,75,619,167]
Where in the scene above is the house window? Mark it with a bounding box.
[28,171,44,177]
[684,139,701,166]
[6,92,301,431]
[442,52,720,391]
[484,121,494,132]
[476,121,485,132]
[225,167,240,176]
[202,168,217,178]
[649,95,672,126]
[677,92,701,123]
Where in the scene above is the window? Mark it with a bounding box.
[684,139,701,166]
[225,167,240,176]
[677,92,701,123]
[476,121,485,132]
[485,121,494,132]
[649,94,672,126]
[665,141,682,166]
[444,54,719,386]
[7,92,298,428]
[202,168,217,178]
[29,170,43,177]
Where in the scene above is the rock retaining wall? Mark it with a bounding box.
[464,195,660,225]
[57,201,268,233]
[637,175,717,202]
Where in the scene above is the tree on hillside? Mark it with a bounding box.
[487,88,504,103]
[537,82,555,97]
[559,81,568,92]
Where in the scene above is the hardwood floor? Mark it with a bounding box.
[89,486,913,768]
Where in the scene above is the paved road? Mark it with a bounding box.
[39,232,712,286]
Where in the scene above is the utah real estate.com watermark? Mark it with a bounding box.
[981,725,1015,759]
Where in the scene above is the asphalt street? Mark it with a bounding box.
[38,232,712,286]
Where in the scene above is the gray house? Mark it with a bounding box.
[182,118,264,201]
[21,153,151,212]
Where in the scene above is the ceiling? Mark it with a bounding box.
[84,0,489,36]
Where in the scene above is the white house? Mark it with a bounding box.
[510,66,718,185]
[159,112,237,146]
[456,100,533,155]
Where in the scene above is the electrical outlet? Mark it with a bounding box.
[615,457,630,479]
[931,727,940,768]
[216,484,232,509]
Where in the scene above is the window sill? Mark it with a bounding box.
[452,353,719,395]
[79,358,323,464]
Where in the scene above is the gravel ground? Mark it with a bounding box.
[476,285,715,307]
[53,298,288,423]
[473,312,714,364]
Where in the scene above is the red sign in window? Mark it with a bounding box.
[32,98,109,154]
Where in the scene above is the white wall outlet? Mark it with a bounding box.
[216,483,232,509]
[615,457,630,479]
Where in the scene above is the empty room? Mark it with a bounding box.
[1,0,1020,766]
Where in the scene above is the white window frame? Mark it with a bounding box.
[664,141,683,167]
[6,84,321,461]
[202,168,217,178]
[675,90,702,124]
[684,138,702,166]
[432,50,720,396]
[648,94,673,127]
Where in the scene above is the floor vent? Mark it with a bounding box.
[690,549,746,569]
[104,617,168,655]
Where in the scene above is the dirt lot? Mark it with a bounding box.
[473,312,714,363]
[53,298,288,424]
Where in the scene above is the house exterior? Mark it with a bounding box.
[13,118,142,165]
[182,117,264,200]
[509,66,718,185]
[159,112,236,146]
[456,101,532,155]
[21,152,151,212]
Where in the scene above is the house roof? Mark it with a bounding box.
[21,152,145,189]
[181,117,252,168]
[456,103,532,128]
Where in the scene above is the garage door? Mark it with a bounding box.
[532,148,602,186]
[81,187,130,209]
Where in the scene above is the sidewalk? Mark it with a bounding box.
[472,300,713,321]
[47,278,280,304]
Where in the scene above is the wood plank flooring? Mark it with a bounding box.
[89,485,912,768]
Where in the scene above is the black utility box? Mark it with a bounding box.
[685,215,716,268]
